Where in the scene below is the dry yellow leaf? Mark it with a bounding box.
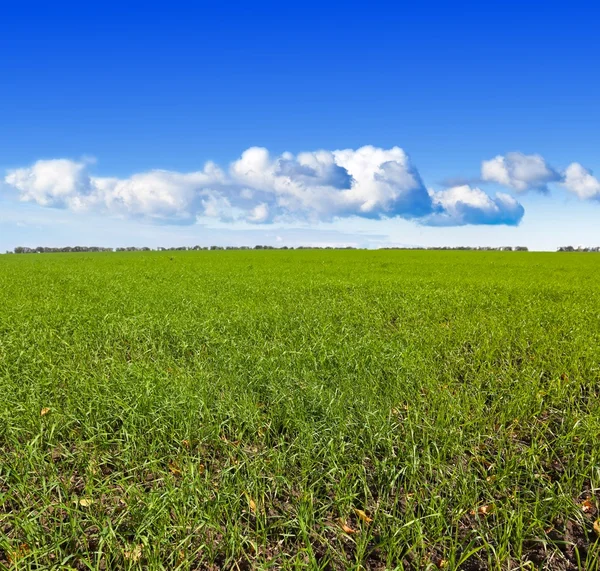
[77,498,94,507]
[40,407,51,416]
[8,543,30,564]
[247,496,257,513]
[354,508,373,524]
[88,459,99,475]
[124,544,143,562]
[581,499,594,513]
[393,405,409,414]
[168,461,182,475]
[177,549,186,564]
[470,504,493,516]
[338,518,357,534]
[594,519,600,537]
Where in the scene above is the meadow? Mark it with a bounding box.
[0,250,599,570]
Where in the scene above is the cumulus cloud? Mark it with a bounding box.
[481,152,560,193]
[4,146,523,226]
[230,145,432,220]
[427,185,524,226]
[480,151,600,203]
[247,203,270,224]
[5,159,94,208]
[92,164,228,223]
[562,163,600,200]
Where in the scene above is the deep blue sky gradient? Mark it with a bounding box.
[1,0,599,249]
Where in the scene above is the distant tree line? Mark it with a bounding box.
[556,246,600,252]
[9,245,600,254]
[8,245,349,254]
[380,246,529,251]
[12,246,114,254]
[6,245,537,254]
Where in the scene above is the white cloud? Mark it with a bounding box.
[427,185,524,226]
[93,171,204,223]
[3,146,523,227]
[200,191,234,221]
[4,159,94,208]
[247,203,270,223]
[562,162,600,200]
[481,152,600,203]
[481,152,559,192]
[332,146,431,218]
[230,145,431,220]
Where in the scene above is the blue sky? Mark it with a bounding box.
[1,0,599,250]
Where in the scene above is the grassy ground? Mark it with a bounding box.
[1,250,599,570]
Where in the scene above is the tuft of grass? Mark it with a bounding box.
[1,250,600,570]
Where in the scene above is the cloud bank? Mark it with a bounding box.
[428,185,524,226]
[562,163,600,200]
[481,152,560,193]
[480,152,600,200]
[4,146,525,227]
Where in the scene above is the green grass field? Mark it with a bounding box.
[1,250,599,570]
